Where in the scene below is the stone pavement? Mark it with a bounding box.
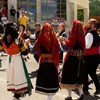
[0,54,100,100]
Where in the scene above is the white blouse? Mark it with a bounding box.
[85,32,93,49]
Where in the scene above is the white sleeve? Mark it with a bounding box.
[30,34,36,39]
[85,33,93,49]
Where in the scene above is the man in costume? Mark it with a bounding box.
[83,19,100,95]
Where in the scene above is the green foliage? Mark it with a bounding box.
[89,0,100,17]
[77,9,84,22]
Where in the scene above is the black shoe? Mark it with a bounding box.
[94,90,100,95]
[83,91,90,95]
[65,97,72,100]
[79,94,84,100]
[88,80,93,85]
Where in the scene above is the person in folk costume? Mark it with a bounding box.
[18,24,30,40]
[83,24,94,86]
[18,24,30,61]
[59,20,85,100]
[35,23,60,100]
[18,24,26,39]
[56,23,67,64]
[83,19,100,95]
[1,22,33,100]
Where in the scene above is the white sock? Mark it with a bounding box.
[47,95,52,100]
[78,88,83,96]
[67,89,72,97]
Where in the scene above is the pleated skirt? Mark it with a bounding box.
[35,62,59,95]
[7,53,32,95]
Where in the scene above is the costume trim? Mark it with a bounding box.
[36,86,58,90]
[21,44,27,52]
[21,55,33,95]
[60,84,82,89]
[7,86,28,92]
[7,82,27,86]
[35,90,56,95]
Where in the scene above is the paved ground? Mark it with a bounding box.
[0,54,100,100]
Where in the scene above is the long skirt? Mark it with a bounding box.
[60,55,84,89]
[7,53,32,95]
[35,62,59,95]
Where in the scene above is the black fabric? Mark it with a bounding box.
[83,54,100,92]
[34,53,39,63]
[36,63,59,93]
[59,51,63,63]
[61,42,84,85]
[35,44,59,94]
[14,93,21,99]
[61,55,84,85]
[0,23,4,34]
[10,9,16,16]
[35,30,40,39]
[59,31,67,38]
[90,30,100,47]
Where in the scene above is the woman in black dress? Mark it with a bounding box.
[35,23,60,100]
[59,20,85,100]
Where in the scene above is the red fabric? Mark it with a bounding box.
[64,20,85,61]
[66,20,85,50]
[2,9,8,17]
[20,31,25,40]
[36,23,60,69]
[84,46,99,55]
[2,42,20,55]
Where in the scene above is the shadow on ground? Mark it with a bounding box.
[29,69,38,78]
[73,88,100,100]
[0,69,6,72]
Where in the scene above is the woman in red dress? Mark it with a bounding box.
[59,20,85,100]
[35,23,60,100]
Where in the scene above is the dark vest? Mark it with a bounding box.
[84,30,100,55]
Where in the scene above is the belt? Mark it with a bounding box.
[41,54,53,62]
[71,50,83,57]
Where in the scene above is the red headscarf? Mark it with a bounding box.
[66,20,85,50]
[36,23,60,68]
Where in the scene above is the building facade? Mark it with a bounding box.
[0,0,89,29]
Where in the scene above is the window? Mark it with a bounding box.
[19,0,27,1]
[18,0,36,22]
[20,4,26,10]
[29,0,36,2]
[41,0,66,20]
[29,4,36,22]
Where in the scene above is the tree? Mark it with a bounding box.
[89,0,100,17]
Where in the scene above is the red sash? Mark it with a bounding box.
[84,46,99,55]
